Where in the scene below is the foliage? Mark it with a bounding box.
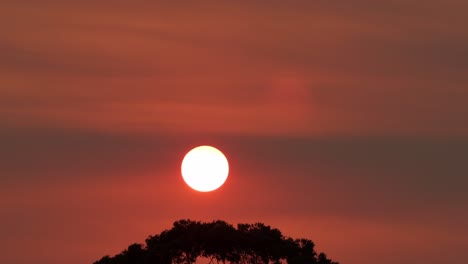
[94,220,338,264]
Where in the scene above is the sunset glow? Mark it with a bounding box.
[1,1,467,264]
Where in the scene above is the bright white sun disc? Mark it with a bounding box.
[181,146,229,192]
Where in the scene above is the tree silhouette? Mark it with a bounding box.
[94,220,338,264]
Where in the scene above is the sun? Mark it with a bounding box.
[181,146,229,192]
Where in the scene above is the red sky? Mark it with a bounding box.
[1,1,468,264]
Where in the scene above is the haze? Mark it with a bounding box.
[1,1,467,264]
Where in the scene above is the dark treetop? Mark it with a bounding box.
[94,219,338,264]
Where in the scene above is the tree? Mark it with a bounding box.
[94,219,338,264]
[201,220,238,264]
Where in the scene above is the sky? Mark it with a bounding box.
[1,1,467,264]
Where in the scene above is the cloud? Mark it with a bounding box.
[1,1,468,137]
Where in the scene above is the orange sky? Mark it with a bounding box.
[1,1,468,264]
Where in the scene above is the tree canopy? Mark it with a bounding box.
[94,219,338,264]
